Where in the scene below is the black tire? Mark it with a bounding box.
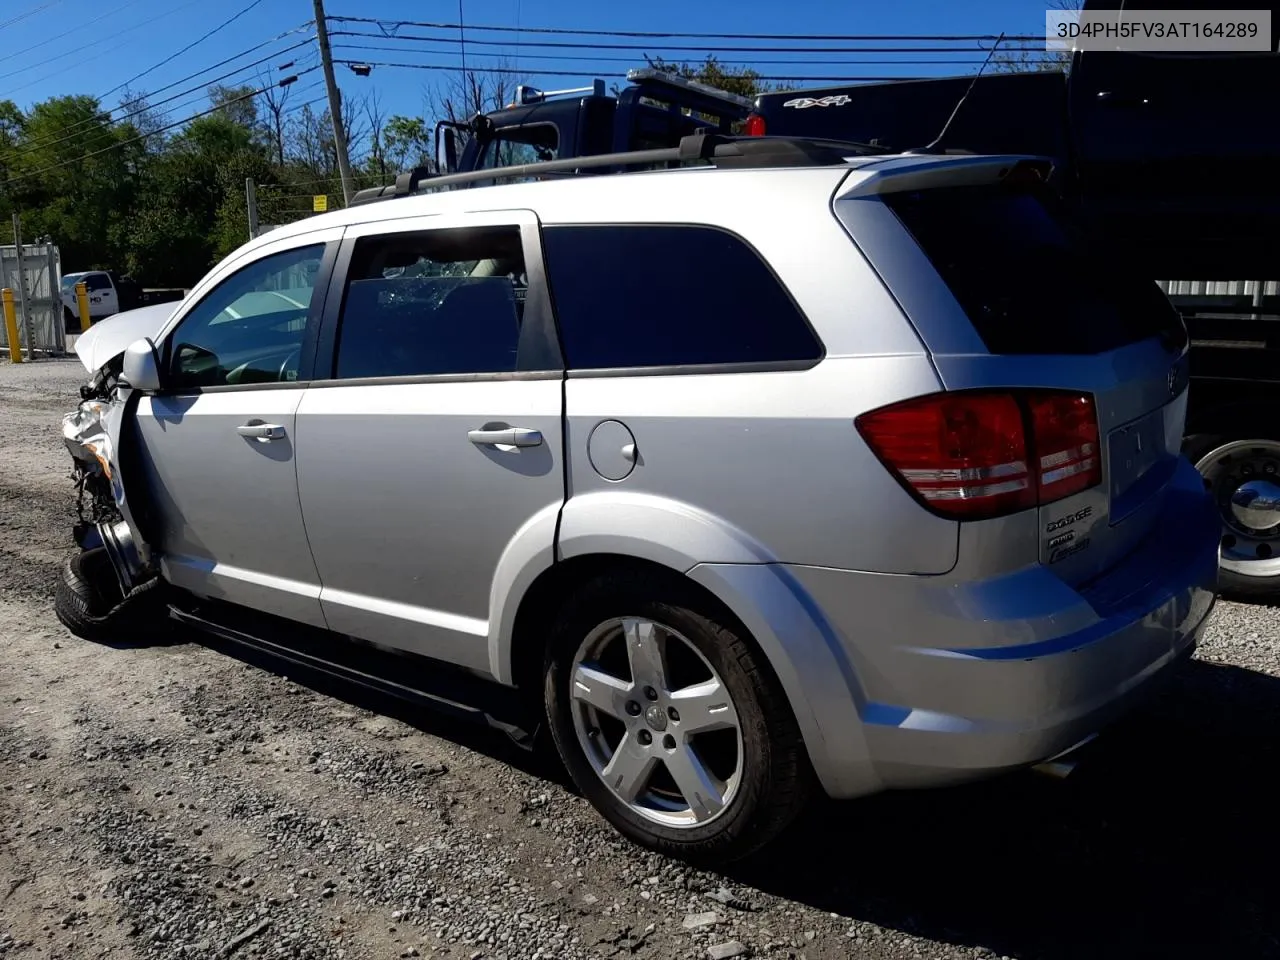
[543,572,813,864]
[54,547,165,644]
[63,306,77,334]
[1184,430,1280,602]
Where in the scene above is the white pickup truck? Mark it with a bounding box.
[60,270,185,330]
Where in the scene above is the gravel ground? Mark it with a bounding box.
[2,357,1279,960]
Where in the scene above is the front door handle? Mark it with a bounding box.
[468,426,543,448]
[237,422,285,441]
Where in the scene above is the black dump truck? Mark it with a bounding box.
[748,27,1280,599]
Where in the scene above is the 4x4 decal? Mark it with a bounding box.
[782,95,852,109]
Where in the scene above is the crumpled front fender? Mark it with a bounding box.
[62,393,153,584]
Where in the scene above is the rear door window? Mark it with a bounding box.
[882,183,1186,355]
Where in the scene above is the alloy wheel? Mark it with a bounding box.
[568,617,743,828]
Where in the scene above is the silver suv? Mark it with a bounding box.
[59,136,1220,863]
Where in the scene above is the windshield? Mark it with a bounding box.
[478,124,559,169]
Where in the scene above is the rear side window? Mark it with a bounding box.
[882,183,1186,355]
[541,224,822,370]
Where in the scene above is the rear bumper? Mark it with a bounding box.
[695,457,1220,799]
[855,575,1214,792]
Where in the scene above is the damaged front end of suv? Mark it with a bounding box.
[57,303,176,637]
[63,360,152,591]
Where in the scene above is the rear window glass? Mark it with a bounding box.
[882,183,1186,355]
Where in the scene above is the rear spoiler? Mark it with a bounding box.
[835,155,1054,199]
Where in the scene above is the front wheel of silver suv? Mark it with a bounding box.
[542,573,812,863]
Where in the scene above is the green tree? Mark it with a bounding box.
[382,115,433,173]
[7,95,142,271]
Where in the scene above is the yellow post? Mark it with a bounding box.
[2,288,22,364]
[75,281,92,332]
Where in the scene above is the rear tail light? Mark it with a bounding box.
[1026,393,1100,501]
[855,389,1100,520]
[743,113,766,137]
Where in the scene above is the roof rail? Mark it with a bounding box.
[349,132,888,206]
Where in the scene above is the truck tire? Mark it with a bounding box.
[63,306,77,333]
[1184,430,1280,602]
[54,547,166,644]
[542,572,813,864]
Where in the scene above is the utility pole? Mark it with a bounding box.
[245,177,259,240]
[313,0,355,206]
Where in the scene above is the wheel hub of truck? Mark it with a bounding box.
[1196,440,1280,578]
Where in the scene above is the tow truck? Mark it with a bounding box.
[434,68,755,177]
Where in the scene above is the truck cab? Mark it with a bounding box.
[440,68,755,177]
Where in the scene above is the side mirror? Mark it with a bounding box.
[443,128,458,172]
[121,338,161,393]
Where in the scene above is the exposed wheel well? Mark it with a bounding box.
[508,553,762,699]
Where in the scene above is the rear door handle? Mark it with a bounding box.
[468,427,543,448]
[237,422,285,441]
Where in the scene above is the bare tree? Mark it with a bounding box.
[257,70,292,167]
[363,88,389,180]
[340,90,371,169]
[429,59,524,155]
[288,102,334,176]
[992,0,1082,74]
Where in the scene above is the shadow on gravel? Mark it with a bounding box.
[188,629,571,789]
[729,658,1280,960]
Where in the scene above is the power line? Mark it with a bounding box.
[9,37,317,161]
[0,0,146,72]
[100,0,273,101]
[113,26,313,108]
[2,0,207,95]
[329,29,1044,55]
[0,0,63,31]
[327,16,1039,43]
[5,69,317,186]
[337,60,930,83]
[331,41,992,68]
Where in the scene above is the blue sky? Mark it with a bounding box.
[1,0,1050,132]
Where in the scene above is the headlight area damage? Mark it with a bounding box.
[58,363,165,640]
[62,385,157,582]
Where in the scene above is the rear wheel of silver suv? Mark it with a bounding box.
[543,573,812,863]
